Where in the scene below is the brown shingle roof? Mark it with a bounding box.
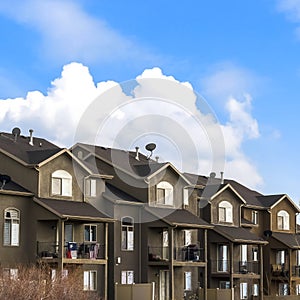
[145,206,213,228]
[0,132,61,165]
[213,225,268,244]
[34,198,114,222]
[271,232,300,249]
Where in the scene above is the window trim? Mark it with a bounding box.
[218,201,233,223]
[252,211,258,225]
[121,217,134,251]
[240,282,248,299]
[156,181,174,206]
[121,270,134,284]
[84,224,97,243]
[4,208,20,247]
[85,178,97,197]
[51,170,72,197]
[277,210,290,230]
[83,270,97,291]
[184,271,192,291]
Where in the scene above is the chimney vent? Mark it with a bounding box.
[135,146,139,161]
[220,171,224,184]
[155,156,159,162]
[29,129,34,146]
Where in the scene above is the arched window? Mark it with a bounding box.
[218,201,233,223]
[51,170,72,196]
[156,181,173,206]
[277,210,290,230]
[4,208,20,246]
[121,217,134,251]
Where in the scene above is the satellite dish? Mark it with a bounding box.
[12,127,21,142]
[0,174,11,190]
[263,230,272,238]
[145,143,156,159]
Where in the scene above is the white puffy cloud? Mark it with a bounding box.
[0,62,263,189]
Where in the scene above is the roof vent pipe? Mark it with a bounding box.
[220,171,224,184]
[135,146,139,161]
[29,129,34,146]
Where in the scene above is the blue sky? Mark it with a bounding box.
[0,0,300,203]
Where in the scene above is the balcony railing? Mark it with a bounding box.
[37,241,105,260]
[234,261,260,274]
[271,264,289,277]
[148,246,169,261]
[292,265,300,277]
[174,245,204,262]
[210,260,230,273]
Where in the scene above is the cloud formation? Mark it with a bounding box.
[0,0,156,65]
[0,63,262,189]
[277,0,300,38]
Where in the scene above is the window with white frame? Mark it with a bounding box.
[276,250,285,265]
[51,170,72,196]
[121,270,134,284]
[218,244,229,272]
[296,284,300,295]
[218,201,233,223]
[3,268,18,280]
[84,225,97,242]
[252,211,258,225]
[253,284,259,297]
[4,208,20,246]
[121,217,134,251]
[156,181,173,206]
[184,230,192,246]
[85,178,97,197]
[277,210,290,230]
[241,245,247,266]
[184,272,192,291]
[219,281,230,289]
[297,250,300,266]
[83,270,97,291]
[252,247,258,262]
[183,188,189,206]
[279,283,288,296]
[240,282,248,299]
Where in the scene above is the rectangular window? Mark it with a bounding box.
[241,245,247,265]
[279,283,288,296]
[183,188,189,206]
[219,207,226,222]
[276,250,285,265]
[252,248,258,261]
[121,218,134,251]
[252,211,258,225]
[52,178,61,195]
[157,188,165,205]
[218,245,228,272]
[84,225,97,242]
[184,230,192,246]
[253,284,259,296]
[296,284,300,295]
[86,179,97,197]
[162,230,169,260]
[4,209,20,246]
[220,281,230,289]
[240,282,248,299]
[297,250,300,266]
[83,270,96,291]
[121,270,134,284]
[184,272,192,291]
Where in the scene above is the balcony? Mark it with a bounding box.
[292,265,300,277]
[234,261,260,274]
[271,264,289,277]
[37,241,106,261]
[174,245,204,262]
[148,246,169,262]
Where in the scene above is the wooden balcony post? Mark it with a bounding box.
[204,229,208,300]
[168,227,174,299]
[259,245,264,300]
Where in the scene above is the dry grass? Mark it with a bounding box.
[0,265,101,300]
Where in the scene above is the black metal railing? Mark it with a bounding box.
[174,246,204,262]
[210,260,230,273]
[235,261,260,274]
[148,246,169,261]
[37,241,105,260]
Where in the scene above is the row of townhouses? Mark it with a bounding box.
[0,128,300,300]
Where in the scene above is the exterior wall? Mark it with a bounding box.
[209,189,242,226]
[270,198,297,233]
[0,193,36,266]
[39,153,86,201]
[0,151,38,194]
